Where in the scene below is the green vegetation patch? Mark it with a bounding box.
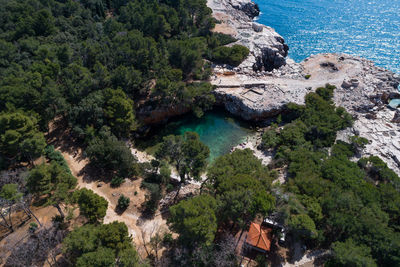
[210,44,250,67]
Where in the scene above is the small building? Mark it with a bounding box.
[245,222,273,253]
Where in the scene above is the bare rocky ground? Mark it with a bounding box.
[208,0,289,73]
[208,0,400,176]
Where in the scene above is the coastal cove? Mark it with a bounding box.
[136,108,256,162]
[2,0,400,266]
[138,0,400,170]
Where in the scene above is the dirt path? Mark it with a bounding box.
[58,147,168,257]
[282,249,331,267]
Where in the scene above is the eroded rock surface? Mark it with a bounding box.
[208,0,289,72]
[213,53,399,115]
[207,0,400,174]
[337,109,400,175]
[213,53,400,174]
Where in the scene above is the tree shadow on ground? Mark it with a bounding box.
[46,117,85,160]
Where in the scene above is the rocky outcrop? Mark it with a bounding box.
[209,0,400,174]
[213,53,400,119]
[208,0,289,72]
[212,52,400,174]
[337,108,400,176]
[253,45,289,72]
[230,0,260,18]
[392,110,400,123]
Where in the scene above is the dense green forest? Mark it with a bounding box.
[0,0,250,169]
[1,0,400,266]
[0,0,251,265]
[260,85,400,266]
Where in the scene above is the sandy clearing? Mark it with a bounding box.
[58,146,169,258]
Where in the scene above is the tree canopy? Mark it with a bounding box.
[260,85,400,265]
[168,194,217,246]
[156,131,209,182]
[86,130,138,178]
[0,0,246,144]
[73,188,108,223]
[63,221,142,266]
[27,162,77,218]
[207,148,273,191]
[0,111,46,165]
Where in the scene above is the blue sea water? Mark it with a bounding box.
[254,0,400,73]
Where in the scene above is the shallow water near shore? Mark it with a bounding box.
[137,109,255,162]
[255,0,400,74]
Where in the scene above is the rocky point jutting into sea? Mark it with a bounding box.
[207,0,400,175]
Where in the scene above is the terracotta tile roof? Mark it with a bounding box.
[246,222,272,251]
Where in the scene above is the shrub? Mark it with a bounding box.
[211,45,249,67]
[117,194,130,211]
[207,32,237,49]
[110,176,125,187]
[350,135,369,151]
[163,233,173,244]
[262,128,280,149]
[73,189,108,223]
[166,183,175,193]
[29,222,38,233]
[141,182,161,215]
[44,145,71,173]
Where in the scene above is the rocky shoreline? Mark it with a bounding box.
[209,0,289,73]
[207,0,400,174]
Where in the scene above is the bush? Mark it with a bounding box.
[110,176,125,187]
[86,131,137,177]
[166,183,175,193]
[29,222,38,233]
[141,182,161,215]
[117,194,130,211]
[350,135,369,152]
[207,32,237,49]
[163,233,173,244]
[262,128,280,149]
[73,188,108,223]
[211,45,249,67]
[44,145,71,173]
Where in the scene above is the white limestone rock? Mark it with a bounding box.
[208,0,400,174]
[208,0,289,72]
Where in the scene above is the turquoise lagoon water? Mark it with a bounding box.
[140,109,254,162]
[176,110,254,162]
[255,0,400,74]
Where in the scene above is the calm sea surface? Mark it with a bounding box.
[255,0,400,73]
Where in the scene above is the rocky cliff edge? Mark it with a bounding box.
[208,0,400,174]
[208,0,289,72]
